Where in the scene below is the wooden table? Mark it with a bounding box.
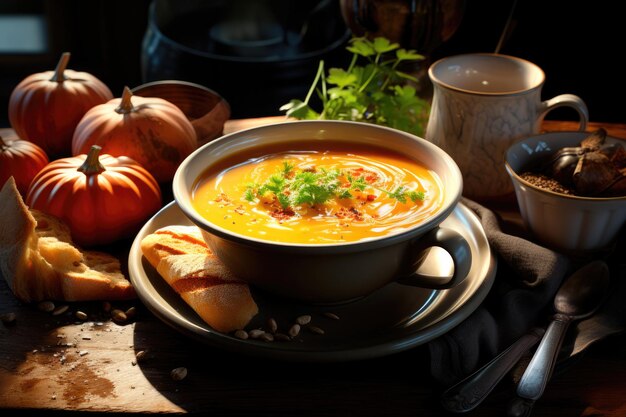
[1,119,625,417]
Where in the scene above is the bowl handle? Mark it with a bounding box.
[398,227,472,289]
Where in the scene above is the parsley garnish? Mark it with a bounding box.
[245,163,425,211]
[385,186,425,204]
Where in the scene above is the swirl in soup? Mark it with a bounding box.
[191,144,443,244]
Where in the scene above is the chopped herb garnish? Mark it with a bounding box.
[244,162,425,211]
[244,187,255,202]
[384,186,425,204]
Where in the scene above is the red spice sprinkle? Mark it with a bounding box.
[346,167,379,184]
[335,206,364,222]
[271,208,296,221]
[214,193,231,203]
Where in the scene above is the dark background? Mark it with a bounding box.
[0,0,623,128]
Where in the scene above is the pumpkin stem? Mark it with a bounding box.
[115,86,135,114]
[0,136,7,151]
[78,145,106,176]
[50,52,71,83]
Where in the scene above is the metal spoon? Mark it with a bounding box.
[441,327,545,413]
[516,260,611,402]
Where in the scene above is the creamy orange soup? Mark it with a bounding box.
[192,144,444,244]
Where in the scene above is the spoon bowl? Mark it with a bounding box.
[554,261,610,317]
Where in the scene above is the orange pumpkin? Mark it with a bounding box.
[26,145,162,247]
[9,52,114,158]
[72,87,197,183]
[0,131,49,197]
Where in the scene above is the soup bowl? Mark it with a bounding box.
[173,120,471,303]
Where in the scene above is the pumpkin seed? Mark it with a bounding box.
[38,301,55,312]
[323,312,340,320]
[274,333,291,342]
[125,307,137,319]
[260,332,274,342]
[52,305,69,316]
[296,315,311,325]
[75,311,88,321]
[248,329,265,339]
[171,367,187,381]
[136,350,147,362]
[309,325,325,335]
[0,312,16,325]
[267,318,278,333]
[234,330,249,340]
[111,309,127,323]
[288,324,301,337]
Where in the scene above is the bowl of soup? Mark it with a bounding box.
[173,120,471,303]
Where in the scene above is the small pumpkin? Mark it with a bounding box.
[26,145,162,247]
[72,87,197,183]
[0,131,49,197]
[9,52,114,158]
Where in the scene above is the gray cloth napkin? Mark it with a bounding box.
[428,198,573,387]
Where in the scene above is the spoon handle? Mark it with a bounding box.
[517,316,571,400]
[441,327,545,413]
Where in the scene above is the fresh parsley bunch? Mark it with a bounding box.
[280,36,430,137]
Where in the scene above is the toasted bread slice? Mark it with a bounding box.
[140,225,258,332]
[0,177,135,302]
[139,225,210,267]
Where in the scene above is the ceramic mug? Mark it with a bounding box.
[425,53,589,201]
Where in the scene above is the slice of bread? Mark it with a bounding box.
[140,225,258,333]
[0,177,135,302]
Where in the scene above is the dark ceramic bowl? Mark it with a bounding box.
[132,80,230,146]
[173,120,472,304]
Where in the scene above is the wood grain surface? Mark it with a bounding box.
[1,120,625,416]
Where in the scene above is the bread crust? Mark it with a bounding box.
[0,178,38,301]
[140,225,258,332]
[0,177,135,302]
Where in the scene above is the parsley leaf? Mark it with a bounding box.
[281,36,430,137]
[377,186,426,204]
[244,187,256,202]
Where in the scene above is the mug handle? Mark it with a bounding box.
[398,227,472,290]
[540,94,589,131]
